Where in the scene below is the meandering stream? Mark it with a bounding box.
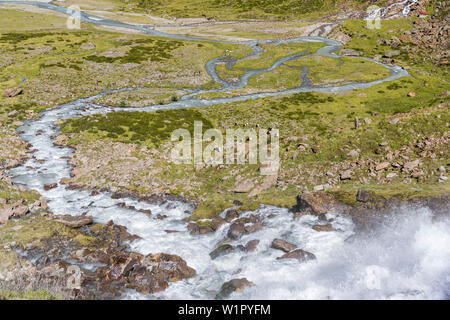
[3,1,450,299]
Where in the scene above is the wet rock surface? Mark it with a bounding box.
[216,278,254,300]
[278,249,317,263]
[209,244,235,260]
[271,238,297,253]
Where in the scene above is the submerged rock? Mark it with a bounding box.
[227,222,245,240]
[209,244,235,260]
[216,278,254,300]
[245,239,260,252]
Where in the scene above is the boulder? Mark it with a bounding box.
[44,183,57,191]
[144,253,196,282]
[375,162,390,171]
[56,214,93,228]
[295,192,345,215]
[12,205,28,218]
[278,249,316,263]
[0,207,14,224]
[216,278,254,300]
[340,49,362,56]
[54,135,68,145]
[234,179,254,193]
[356,189,371,203]
[312,224,334,232]
[404,159,420,171]
[383,50,400,58]
[389,118,400,125]
[39,196,49,210]
[347,149,360,158]
[248,174,278,197]
[3,88,23,98]
[4,159,20,169]
[339,170,352,180]
[245,239,260,252]
[224,210,240,222]
[227,222,245,240]
[211,216,225,231]
[187,222,213,235]
[80,42,96,50]
[209,244,235,260]
[271,238,297,253]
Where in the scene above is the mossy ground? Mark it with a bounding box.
[0,289,58,300]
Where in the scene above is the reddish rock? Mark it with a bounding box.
[44,183,57,191]
[271,238,297,253]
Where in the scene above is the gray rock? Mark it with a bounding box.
[245,240,260,252]
[210,244,235,260]
[56,215,93,228]
[227,222,245,240]
[356,189,371,203]
[383,50,400,58]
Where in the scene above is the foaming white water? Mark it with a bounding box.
[125,206,449,300]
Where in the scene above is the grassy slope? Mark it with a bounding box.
[127,0,373,20]
[59,15,449,219]
[57,0,380,20]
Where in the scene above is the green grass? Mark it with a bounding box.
[0,289,58,300]
[128,0,373,20]
[286,55,391,85]
[61,109,214,147]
